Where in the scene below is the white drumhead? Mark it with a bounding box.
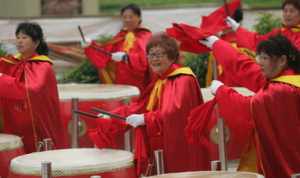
[58,84,140,100]
[10,148,134,176]
[201,87,254,102]
[0,134,23,151]
[148,171,264,178]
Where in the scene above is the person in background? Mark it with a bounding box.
[200,34,300,178]
[0,22,67,153]
[226,0,300,51]
[83,3,152,91]
[89,33,209,175]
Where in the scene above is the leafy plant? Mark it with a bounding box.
[0,43,7,57]
[60,35,113,83]
[254,13,281,35]
[183,52,208,87]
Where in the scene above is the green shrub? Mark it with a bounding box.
[253,13,281,34]
[0,43,7,57]
[60,35,113,83]
[183,52,208,87]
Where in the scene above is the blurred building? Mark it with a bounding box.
[0,0,99,18]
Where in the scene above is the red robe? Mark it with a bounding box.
[89,64,210,175]
[215,71,300,178]
[0,54,67,153]
[235,25,300,51]
[84,27,152,91]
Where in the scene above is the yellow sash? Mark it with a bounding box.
[271,75,300,88]
[146,67,195,111]
[282,24,300,33]
[122,32,136,52]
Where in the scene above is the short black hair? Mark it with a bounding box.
[15,22,48,55]
[120,3,141,17]
[257,34,300,73]
[232,8,243,23]
[282,0,300,11]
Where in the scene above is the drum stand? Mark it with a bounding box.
[37,138,54,151]
[71,98,79,148]
[154,149,165,175]
[211,105,228,171]
[41,162,52,178]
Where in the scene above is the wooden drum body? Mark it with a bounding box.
[9,148,137,178]
[147,171,264,178]
[58,84,139,147]
[0,134,24,178]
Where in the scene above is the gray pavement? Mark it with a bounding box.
[0,7,281,43]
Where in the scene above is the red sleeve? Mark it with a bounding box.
[235,27,280,51]
[84,41,113,68]
[144,75,203,137]
[216,85,254,129]
[212,39,266,92]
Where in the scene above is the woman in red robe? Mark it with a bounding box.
[89,33,210,175]
[84,4,152,91]
[200,34,300,178]
[0,22,67,153]
[226,0,300,51]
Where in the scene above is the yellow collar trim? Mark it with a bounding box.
[146,67,195,111]
[271,75,300,88]
[15,53,53,64]
[167,67,195,77]
[281,25,300,32]
[31,55,53,64]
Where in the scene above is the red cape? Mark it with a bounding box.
[0,55,68,153]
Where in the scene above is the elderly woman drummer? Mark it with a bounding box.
[89,33,209,175]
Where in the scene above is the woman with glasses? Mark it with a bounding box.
[90,33,209,175]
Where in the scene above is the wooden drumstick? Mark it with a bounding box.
[78,25,86,43]
[73,110,99,118]
[78,25,112,57]
[91,107,126,120]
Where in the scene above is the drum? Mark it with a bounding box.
[147,171,264,178]
[58,84,140,148]
[0,134,24,178]
[9,148,137,178]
